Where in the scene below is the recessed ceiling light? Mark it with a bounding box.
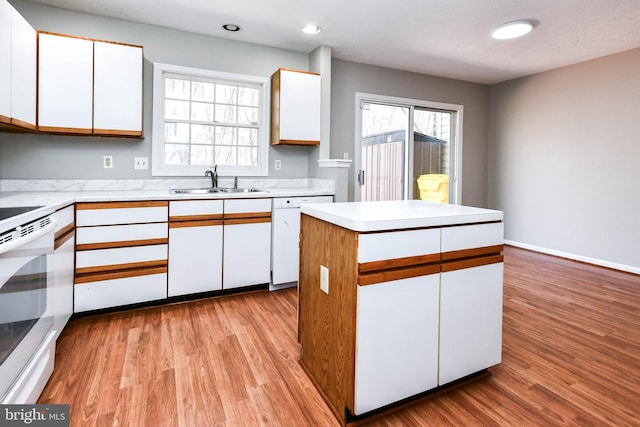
[491,20,533,40]
[222,24,241,32]
[302,24,322,35]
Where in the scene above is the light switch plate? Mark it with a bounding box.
[320,265,329,294]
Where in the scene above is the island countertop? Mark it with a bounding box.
[300,200,503,232]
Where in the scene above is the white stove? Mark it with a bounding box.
[0,204,58,404]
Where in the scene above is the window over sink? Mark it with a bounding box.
[152,63,270,176]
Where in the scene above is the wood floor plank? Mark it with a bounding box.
[39,246,640,426]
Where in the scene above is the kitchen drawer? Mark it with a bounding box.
[441,222,503,253]
[224,198,271,215]
[76,201,168,226]
[76,222,168,245]
[76,244,167,270]
[169,200,223,218]
[74,271,167,312]
[358,228,440,264]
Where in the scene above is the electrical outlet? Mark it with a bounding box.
[134,157,148,170]
[275,159,282,170]
[103,155,113,169]
[320,265,329,294]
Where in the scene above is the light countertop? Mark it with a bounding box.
[300,200,503,232]
[0,187,334,212]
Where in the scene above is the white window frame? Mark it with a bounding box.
[354,92,464,204]
[151,62,270,176]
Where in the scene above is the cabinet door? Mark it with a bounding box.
[38,33,93,133]
[168,223,222,296]
[272,69,321,145]
[354,274,440,415]
[223,221,271,289]
[439,262,504,385]
[53,233,74,339]
[0,0,11,120]
[10,8,36,126]
[93,41,143,136]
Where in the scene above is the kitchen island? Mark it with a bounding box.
[298,200,504,424]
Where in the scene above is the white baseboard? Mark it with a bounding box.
[504,240,640,275]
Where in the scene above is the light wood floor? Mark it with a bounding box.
[39,246,640,426]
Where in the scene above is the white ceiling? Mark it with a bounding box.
[28,0,640,84]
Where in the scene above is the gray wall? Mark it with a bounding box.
[0,0,310,179]
[330,59,490,206]
[488,48,640,270]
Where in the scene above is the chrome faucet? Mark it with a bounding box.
[205,166,218,188]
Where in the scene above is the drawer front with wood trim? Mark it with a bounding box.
[357,228,441,286]
[74,201,169,312]
[76,244,168,271]
[76,201,168,226]
[74,272,167,312]
[441,222,504,273]
[76,223,168,247]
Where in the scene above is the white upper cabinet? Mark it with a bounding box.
[0,0,36,130]
[93,41,143,136]
[270,68,321,145]
[0,0,11,121]
[37,32,144,137]
[38,32,94,134]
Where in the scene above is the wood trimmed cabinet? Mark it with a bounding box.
[74,201,168,312]
[168,200,223,296]
[270,68,321,146]
[37,32,143,137]
[0,0,36,132]
[52,204,75,340]
[298,208,504,424]
[223,198,272,289]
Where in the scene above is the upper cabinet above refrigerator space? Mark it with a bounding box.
[270,68,321,146]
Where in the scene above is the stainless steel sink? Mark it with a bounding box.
[169,187,221,194]
[169,187,267,194]
[219,188,266,193]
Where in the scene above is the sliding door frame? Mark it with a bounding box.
[354,92,464,204]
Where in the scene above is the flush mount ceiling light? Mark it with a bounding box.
[491,20,533,40]
[222,24,241,32]
[302,24,322,35]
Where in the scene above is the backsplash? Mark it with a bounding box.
[0,178,334,192]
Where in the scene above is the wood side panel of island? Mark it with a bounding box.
[298,214,359,420]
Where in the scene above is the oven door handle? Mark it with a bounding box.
[0,217,58,256]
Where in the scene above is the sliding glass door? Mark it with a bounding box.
[359,103,410,201]
[355,93,462,204]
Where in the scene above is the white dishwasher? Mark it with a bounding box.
[271,196,333,291]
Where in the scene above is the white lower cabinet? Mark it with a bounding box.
[223,221,271,289]
[223,199,271,290]
[74,201,169,312]
[52,205,74,340]
[439,262,504,385]
[354,274,440,416]
[168,200,223,296]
